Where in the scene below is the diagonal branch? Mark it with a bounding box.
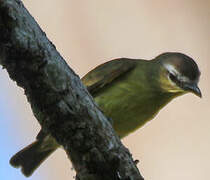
[0,0,144,179]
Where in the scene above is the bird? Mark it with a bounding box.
[10,52,201,177]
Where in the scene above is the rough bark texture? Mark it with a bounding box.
[0,0,144,180]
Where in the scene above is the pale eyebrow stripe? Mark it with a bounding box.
[164,64,190,83]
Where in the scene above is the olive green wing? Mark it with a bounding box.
[81,58,137,95]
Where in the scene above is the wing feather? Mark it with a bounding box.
[82,58,137,95]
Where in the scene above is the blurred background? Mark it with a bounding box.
[1,0,210,179]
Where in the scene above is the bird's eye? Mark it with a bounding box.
[169,72,177,83]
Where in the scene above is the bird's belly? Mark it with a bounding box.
[94,86,163,138]
[111,101,158,138]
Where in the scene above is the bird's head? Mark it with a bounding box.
[155,52,201,98]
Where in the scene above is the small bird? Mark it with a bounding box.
[10,52,201,177]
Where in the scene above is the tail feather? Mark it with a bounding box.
[10,140,56,177]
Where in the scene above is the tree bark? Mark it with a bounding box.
[0,0,144,179]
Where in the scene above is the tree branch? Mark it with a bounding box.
[0,0,144,179]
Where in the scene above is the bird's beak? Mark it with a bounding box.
[182,83,202,98]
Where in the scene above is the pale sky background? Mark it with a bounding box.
[1,0,210,180]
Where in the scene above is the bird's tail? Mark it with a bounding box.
[10,139,58,177]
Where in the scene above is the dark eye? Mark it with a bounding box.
[169,72,177,83]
